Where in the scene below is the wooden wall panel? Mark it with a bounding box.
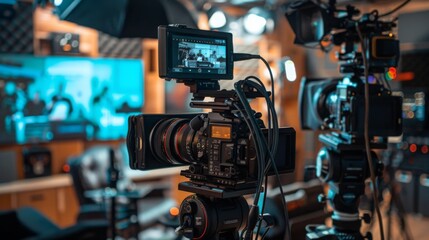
[142,39,165,113]
[44,141,84,174]
[17,188,58,223]
[264,15,307,181]
[0,194,13,211]
[57,186,79,227]
[33,7,98,57]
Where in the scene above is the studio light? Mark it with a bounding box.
[53,0,63,6]
[208,8,227,29]
[278,57,297,82]
[242,6,275,35]
[284,59,297,82]
[243,13,266,35]
[283,0,335,46]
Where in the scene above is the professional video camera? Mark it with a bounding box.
[284,0,404,239]
[127,25,296,239]
[286,0,403,138]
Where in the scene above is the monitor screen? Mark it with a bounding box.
[170,34,228,76]
[0,55,144,144]
[158,25,233,80]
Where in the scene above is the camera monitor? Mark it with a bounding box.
[158,25,234,80]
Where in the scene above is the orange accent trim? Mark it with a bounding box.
[395,72,415,81]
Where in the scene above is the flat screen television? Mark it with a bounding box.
[0,55,144,144]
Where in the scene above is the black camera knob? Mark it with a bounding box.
[183,201,197,214]
[189,165,196,173]
[190,164,202,174]
[361,213,371,224]
[185,204,192,213]
[190,115,205,131]
[317,194,327,203]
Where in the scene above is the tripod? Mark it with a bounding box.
[382,149,413,240]
[306,133,384,240]
[306,187,371,240]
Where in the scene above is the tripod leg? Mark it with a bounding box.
[383,151,413,240]
[387,193,393,240]
[391,185,413,240]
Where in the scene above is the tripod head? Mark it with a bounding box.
[310,134,384,239]
[175,195,249,240]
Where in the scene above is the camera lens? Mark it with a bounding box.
[175,122,198,163]
[315,85,337,122]
[150,118,197,165]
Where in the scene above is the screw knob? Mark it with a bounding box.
[317,194,327,203]
[362,213,371,224]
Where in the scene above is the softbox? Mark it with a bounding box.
[53,0,198,38]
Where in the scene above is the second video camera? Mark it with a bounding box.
[299,77,402,137]
[284,0,403,138]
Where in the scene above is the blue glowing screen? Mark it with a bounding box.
[0,55,144,144]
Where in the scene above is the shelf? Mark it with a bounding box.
[0,174,72,195]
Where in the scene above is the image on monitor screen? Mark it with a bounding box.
[0,55,144,144]
[171,34,227,75]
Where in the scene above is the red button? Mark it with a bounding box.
[410,144,417,153]
[421,145,428,154]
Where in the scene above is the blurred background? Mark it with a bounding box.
[1,0,429,239]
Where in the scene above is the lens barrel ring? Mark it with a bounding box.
[151,119,175,162]
[165,118,189,164]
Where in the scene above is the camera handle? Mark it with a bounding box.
[176,79,269,111]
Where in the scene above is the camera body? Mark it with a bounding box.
[299,77,403,137]
[334,31,399,77]
[287,0,403,139]
[128,113,295,192]
[367,34,399,70]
